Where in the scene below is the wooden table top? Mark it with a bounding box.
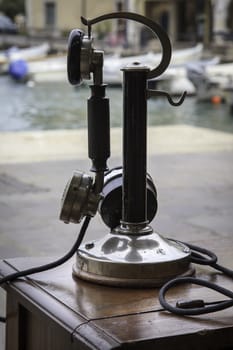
[0,235,233,349]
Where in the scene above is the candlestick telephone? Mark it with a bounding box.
[0,13,232,321]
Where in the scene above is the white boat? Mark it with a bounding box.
[205,62,233,88]
[103,43,203,85]
[187,61,233,102]
[7,42,50,62]
[0,42,50,76]
[13,43,203,85]
[27,55,67,82]
[150,66,196,96]
[155,56,220,96]
[0,43,50,65]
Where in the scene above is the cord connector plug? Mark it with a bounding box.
[176,299,205,309]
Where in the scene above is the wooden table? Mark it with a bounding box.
[0,236,233,350]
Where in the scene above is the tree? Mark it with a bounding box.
[0,0,25,20]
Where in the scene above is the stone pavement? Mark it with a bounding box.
[0,124,233,349]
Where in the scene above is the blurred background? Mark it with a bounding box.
[0,0,233,131]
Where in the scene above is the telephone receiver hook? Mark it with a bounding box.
[81,12,172,79]
[147,90,187,106]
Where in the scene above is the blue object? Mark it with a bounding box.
[9,59,28,80]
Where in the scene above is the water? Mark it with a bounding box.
[0,75,232,133]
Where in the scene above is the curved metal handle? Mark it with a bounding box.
[81,12,171,79]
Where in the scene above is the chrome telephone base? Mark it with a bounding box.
[73,230,194,288]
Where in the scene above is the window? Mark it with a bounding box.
[45,2,56,28]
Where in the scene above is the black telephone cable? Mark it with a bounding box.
[0,215,91,323]
[159,241,233,316]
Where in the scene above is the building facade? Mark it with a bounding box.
[25,0,233,47]
[25,0,128,35]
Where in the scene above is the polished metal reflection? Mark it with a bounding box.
[73,230,194,287]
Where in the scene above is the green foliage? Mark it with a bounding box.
[0,0,25,20]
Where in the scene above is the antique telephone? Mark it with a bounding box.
[0,13,232,320]
[59,12,193,287]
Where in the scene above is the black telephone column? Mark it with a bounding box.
[121,64,149,225]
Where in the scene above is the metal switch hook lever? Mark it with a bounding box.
[80,12,187,106]
[81,11,172,79]
[147,89,187,106]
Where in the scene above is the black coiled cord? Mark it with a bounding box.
[0,216,91,323]
[159,241,233,315]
